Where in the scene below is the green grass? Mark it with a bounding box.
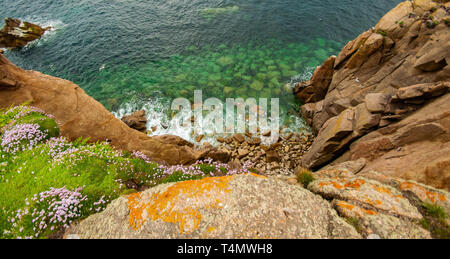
[346,217,363,234]
[296,168,315,188]
[419,202,450,239]
[0,105,236,239]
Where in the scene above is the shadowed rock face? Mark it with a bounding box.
[295,0,450,190]
[0,18,50,49]
[0,54,198,165]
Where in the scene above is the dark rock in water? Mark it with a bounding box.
[0,18,51,49]
[121,110,147,133]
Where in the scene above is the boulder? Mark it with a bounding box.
[64,174,361,239]
[294,56,336,103]
[0,18,51,49]
[121,110,147,133]
[353,103,381,136]
[0,54,197,165]
[365,93,392,113]
[396,81,450,100]
[302,108,354,169]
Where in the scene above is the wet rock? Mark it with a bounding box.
[232,134,245,144]
[0,18,51,49]
[195,134,205,143]
[121,110,147,133]
[294,56,336,103]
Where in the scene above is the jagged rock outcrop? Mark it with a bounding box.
[0,18,50,49]
[304,164,450,238]
[121,110,148,133]
[65,174,362,239]
[295,0,450,190]
[0,53,197,165]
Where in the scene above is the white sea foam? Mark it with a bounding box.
[112,95,311,146]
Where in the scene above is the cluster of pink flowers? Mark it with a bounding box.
[1,123,48,154]
[46,137,72,158]
[10,187,109,239]
[5,105,56,121]
[132,153,255,183]
[132,150,152,163]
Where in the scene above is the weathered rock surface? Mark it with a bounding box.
[295,0,450,189]
[303,166,450,238]
[294,56,336,103]
[0,18,50,49]
[65,174,361,239]
[121,110,147,133]
[0,54,197,165]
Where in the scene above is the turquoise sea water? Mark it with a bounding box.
[1,0,402,141]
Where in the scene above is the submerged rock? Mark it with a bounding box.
[0,18,51,49]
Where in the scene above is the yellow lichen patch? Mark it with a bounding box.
[127,176,235,234]
[207,226,215,232]
[400,181,447,204]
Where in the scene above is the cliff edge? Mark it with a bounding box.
[295,0,450,190]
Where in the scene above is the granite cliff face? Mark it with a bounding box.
[295,0,450,190]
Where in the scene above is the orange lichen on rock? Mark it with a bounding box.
[318,180,343,189]
[127,176,234,234]
[318,178,365,190]
[344,179,365,189]
[335,200,378,217]
[336,201,355,211]
[400,181,447,203]
[371,184,392,195]
[248,173,268,179]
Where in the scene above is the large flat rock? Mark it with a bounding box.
[65,174,361,239]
